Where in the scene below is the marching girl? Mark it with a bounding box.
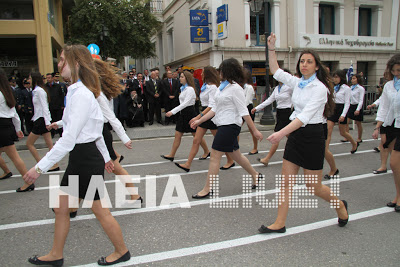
[324,70,358,179]
[0,68,31,191]
[259,33,348,234]
[251,69,293,167]
[345,74,365,144]
[24,45,130,266]
[372,53,400,211]
[161,71,209,162]
[25,72,59,174]
[191,58,263,198]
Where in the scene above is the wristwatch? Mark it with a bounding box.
[35,165,43,174]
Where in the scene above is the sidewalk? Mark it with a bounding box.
[14,112,377,151]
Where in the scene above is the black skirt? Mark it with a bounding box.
[32,117,49,135]
[283,124,325,170]
[175,105,198,133]
[199,106,217,130]
[274,108,292,132]
[347,104,363,121]
[247,104,255,121]
[212,124,241,152]
[0,118,18,148]
[327,104,347,124]
[383,123,397,149]
[394,128,400,152]
[61,141,105,200]
[102,123,117,161]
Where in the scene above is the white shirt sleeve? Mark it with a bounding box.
[39,89,51,125]
[232,87,250,117]
[273,69,300,89]
[341,86,351,117]
[373,97,380,107]
[256,87,277,111]
[356,86,365,111]
[171,87,196,115]
[97,94,130,144]
[11,107,21,132]
[95,136,111,163]
[376,86,390,122]
[244,84,255,106]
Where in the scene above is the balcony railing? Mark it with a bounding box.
[150,0,163,14]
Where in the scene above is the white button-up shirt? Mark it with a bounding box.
[97,92,130,144]
[36,81,110,172]
[255,84,293,112]
[0,91,21,132]
[200,84,217,108]
[350,84,365,111]
[32,86,51,125]
[334,84,351,117]
[211,82,249,127]
[273,68,327,126]
[171,86,196,115]
[379,80,400,127]
[244,84,255,106]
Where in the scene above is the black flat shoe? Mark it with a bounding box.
[350,142,360,154]
[373,169,387,174]
[199,152,211,160]
[395,205,400,212]
[338,200,349,227]
[251,173,264,189]
[28,255,64,266]
[340,139,349,142]
[248,150,258,155]
[374,147,380,153]
[175,163,190,172]
[119,155,124,163]
[357,140,363,143]
[98,251,131,266]
[258,225,286,233]
[0,172,12,180]
[192,191,211,199]
[387,202,396,208]
[324,169,339,180]
[161,155,174,161]
[220,163,235,170]
[51,208,78,218]
[16,184,35,192]
[48,167,60,172]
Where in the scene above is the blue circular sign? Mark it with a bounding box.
[87,44,100,55]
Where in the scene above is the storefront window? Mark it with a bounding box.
[0,0,34,20]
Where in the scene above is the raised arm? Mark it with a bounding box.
[268,33,279,75]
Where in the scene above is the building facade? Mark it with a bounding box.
[147,0,400,88]
[0,0,65,77]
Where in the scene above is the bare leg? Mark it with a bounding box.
[0,154,11,177]
[91,200,129,262]
[1,145,30,189]
[36,195,70,261]
[228,149,260,185]
[390,150,400,205]
[222,136,237,169]
[193,132,210,158]
[355,121,363,142]
[376,134,392,172]
[26,132,41,162]
[196,149,224,196]
[179,127,208,169]
[248,127,258,153]
[338,124,357,151]
[113,158,140,201]
[325,121,337,175]
[164,131,184,158]
[260,142,279,166]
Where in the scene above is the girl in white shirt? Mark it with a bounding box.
[251,69,294,167]
[0,68,31,191]
[346,74,365,143]
[243,69,259,156]
[23,45,130,266]
[372,53,400,211]
[191,58,264,198]
[25,72,59,173]
[324,70,358,179]
[161,71,208,162]
[258,33,349,234]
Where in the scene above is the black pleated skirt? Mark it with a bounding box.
[347,104,363,121]
[327,104,347,124]
[199,106,217,130]
[102,122,117,161]
[175,105,198,133]
[274,108,292,132]
[32,117,49,135]
[0,118,18,148]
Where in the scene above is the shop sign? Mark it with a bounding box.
[0,61,17,67]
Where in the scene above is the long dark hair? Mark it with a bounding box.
[181,70,196,89]
[333,69,347,86]
[296,49,334,117]
[203,66,220,87]
[384,53,400,81]
[94,59,123,100]
[31,72,50,103]
[219,58,245,88]
[352,73,363,86]
[244,68,253,85]
[0,68,16,108]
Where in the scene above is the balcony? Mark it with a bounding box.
[150,0,163,14]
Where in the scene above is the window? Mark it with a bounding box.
[0,0,34,20]
[319,4,335,34]
[250,2,271,46]
[358,8,372,36]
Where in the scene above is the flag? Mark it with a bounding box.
[346,63,354,83]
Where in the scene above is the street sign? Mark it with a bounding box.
[190,10,208,26]
[190,27,209,43]
[87,43,100,55]
[217,4,228,24]
[217,21,228,39]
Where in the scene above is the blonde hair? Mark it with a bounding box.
[93,59,123,100]
[61,45,101,97]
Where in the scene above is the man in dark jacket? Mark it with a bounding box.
[46,73,65,137]
[145,70,163,125]
[129,73,148,122]
[160,70,179,125]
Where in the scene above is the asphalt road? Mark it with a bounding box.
[0,121,399,266]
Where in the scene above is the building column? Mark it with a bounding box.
[313,1,319,34]
[390,0,399,40]
[339,4,344,35]
[33,0,53,74]
[353,5,359,36]
[272,0,280,48]
[376,6,382,37]
[294,0,306,46]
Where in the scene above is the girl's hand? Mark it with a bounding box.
[105,161,114,173]
[267,32,276,50]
